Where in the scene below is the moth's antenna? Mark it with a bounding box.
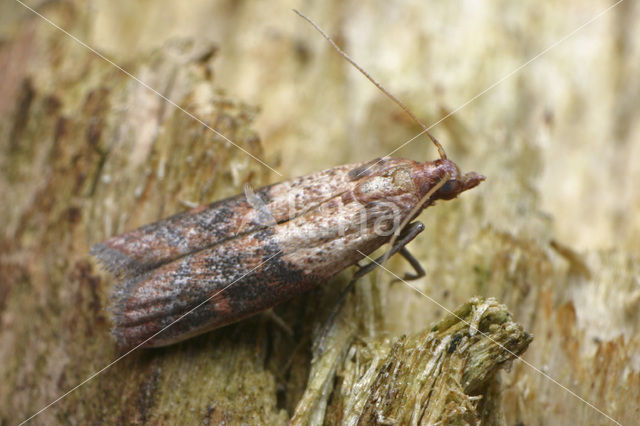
[293,9,447,160]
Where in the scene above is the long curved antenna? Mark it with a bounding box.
[293,9,447,160]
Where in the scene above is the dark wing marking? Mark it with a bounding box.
[92,161,373,278]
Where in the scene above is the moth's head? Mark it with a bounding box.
[416,159,485,201]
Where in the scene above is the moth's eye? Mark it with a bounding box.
[436,179,460,200]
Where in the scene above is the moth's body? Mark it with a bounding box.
[92,157,483,348]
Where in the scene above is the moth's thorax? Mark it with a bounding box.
[348,158,484,207]
[351,165,416,204]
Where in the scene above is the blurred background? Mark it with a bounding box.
[1,0,638,424]
[2,0,638,249]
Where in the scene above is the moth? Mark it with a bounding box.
[91,12,485,349]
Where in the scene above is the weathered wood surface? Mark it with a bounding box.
[1,1,639,424]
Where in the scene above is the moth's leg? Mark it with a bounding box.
[262,309,294,338]
[390,246,425,282]
[315,221,425,352]
[352,226,426,282]
[342,221,426,302]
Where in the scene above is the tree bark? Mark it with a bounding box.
[2,1,639,425]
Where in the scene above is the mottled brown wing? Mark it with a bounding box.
[91,158,393,279]
[110,181,399,348]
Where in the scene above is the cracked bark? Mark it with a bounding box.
[2,1,639,425]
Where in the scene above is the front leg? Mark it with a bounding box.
[392,246,426,282]
[315,221,426,352]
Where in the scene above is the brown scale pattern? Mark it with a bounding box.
[95,157,483,348]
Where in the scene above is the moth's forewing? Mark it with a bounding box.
[92,159,393,279]
[111,161,411,347]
